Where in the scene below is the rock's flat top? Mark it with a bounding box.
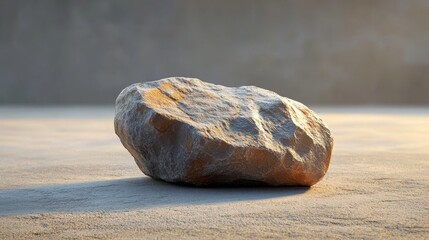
[114,78,333,186]
[1,107,429,239]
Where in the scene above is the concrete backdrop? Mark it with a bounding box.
[1,0,429,105]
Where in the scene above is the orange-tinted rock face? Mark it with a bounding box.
[114,77,334,186]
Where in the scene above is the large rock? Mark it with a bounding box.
[114,77,333,186]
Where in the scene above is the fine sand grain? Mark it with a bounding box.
[0,106,428,239]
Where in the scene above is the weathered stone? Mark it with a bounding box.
[114,77,333,186]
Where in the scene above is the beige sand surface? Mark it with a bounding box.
[0,107,428,239]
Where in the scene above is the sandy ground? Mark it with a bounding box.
[0,106,428,239]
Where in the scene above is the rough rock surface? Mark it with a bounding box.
[114,77,333,186]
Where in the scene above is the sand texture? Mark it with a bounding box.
[0,107,428,239]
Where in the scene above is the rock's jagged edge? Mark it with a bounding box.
[114,77,333,186]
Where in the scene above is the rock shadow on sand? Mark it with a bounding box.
[0,177,308,215]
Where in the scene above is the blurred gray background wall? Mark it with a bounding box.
[1,0,429,105]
